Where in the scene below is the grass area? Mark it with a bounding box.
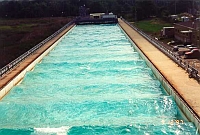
[0,26,13,30]
[132,18,172,36]
[0,17,72,68]
[0,18,71,47]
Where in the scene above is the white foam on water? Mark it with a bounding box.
[34,126,71,135]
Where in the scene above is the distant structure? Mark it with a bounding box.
[181,16,190,22]
[77,4,117,25]
[90,12,117,19]
[160,27,174,38]
[79,5,87,17]
[89,13,105,19]
[76,12,118,25]
[169,15,178,22]
[174,21,200,47]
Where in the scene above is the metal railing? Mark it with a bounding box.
[122,18,200,83]
[0,19,75,78]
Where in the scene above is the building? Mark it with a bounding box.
[174,21,200,47]
[170,15,178,20]
[101,13,117,19]
[168,15,178,22]
[161,27,174,38]
[90,13,117,19]
[90,13,104,19]
[76,12,118,25]
[180,16,190,22]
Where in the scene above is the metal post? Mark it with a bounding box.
[193,0,195,15]
[134,0,137,22]
[175,0,177,14]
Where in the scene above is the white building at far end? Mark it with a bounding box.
[90,12,117,19]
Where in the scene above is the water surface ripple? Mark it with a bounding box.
[0,24,198,135]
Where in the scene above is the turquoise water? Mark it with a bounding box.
[0,24,198,135]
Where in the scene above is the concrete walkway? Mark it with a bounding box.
[118,19,200,118]
[0,24,75,99]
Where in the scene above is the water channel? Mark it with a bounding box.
[0,24,198,134]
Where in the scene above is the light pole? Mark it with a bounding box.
[134,0,137,22]
[192,0,195,15]
[198,22,200,48]
[131,0,137,22]
[175,0,177,14]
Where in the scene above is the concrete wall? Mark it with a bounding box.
[0,26,75,100]
[119,25,200,131]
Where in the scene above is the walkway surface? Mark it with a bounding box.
[0,24,75,98]
[118,19,200,118]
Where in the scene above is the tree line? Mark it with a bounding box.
[0,0,197,21]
